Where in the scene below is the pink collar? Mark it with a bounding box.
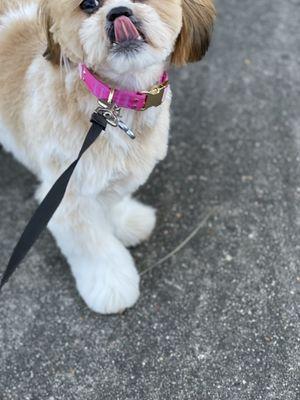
[79,64,169,111]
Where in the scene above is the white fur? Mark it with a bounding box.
[35,187,140,314]
[0,3,37,29]
[111,197,157,247]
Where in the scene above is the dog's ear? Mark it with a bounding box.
[171,0,216,66]
[39,1,61,65]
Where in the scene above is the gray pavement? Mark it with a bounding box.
[0,0,300,399]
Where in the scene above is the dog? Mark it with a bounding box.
[0,0,215,314]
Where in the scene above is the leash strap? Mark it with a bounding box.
[0,112,107,290]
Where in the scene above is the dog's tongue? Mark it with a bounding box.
[114,16,140,43]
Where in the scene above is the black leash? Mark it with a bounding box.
[0,112,107,290]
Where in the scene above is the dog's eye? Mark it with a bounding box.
[80,0,101,14]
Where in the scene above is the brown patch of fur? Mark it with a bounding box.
[172,0,216,65]
[39,0,61,65]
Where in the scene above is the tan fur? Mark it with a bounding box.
[148,0,182,37]
[0,4,42,151]
[172,0,216,65]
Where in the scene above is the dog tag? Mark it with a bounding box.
[118,120,136,139]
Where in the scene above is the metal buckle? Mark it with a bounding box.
[141,81,169,111]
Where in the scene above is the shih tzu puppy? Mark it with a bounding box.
[0,0,215,313]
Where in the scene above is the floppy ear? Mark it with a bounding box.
[39,1,61,65]
[171,0,216,66]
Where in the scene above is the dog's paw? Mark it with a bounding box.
[70,241,140,314]
[112,198,156,247]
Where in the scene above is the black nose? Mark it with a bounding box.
[107,6,133,22]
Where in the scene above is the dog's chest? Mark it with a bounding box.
[22,67,171,196]
[76,116,169,196]
[33,107,170,197]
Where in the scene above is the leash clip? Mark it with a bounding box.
[96,98,135,140]
[96,98,120,127]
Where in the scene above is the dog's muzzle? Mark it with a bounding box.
[106,6,145,45]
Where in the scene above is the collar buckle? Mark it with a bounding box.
[141,81,169,111]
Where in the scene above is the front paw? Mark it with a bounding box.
[112,198,156,247]
[70,241,140,314]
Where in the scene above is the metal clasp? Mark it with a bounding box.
[96,100,120,128]
[141,81,169,111]
[95,89,136,139]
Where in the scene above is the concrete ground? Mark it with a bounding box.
[0,0,299,399]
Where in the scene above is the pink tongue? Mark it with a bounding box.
[114,16,140,43]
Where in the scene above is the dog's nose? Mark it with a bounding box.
[107,6,133,22]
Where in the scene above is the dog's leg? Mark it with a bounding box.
[36,184,140,314]
[110,196,157,248]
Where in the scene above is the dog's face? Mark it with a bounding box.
[41,0,215,74]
